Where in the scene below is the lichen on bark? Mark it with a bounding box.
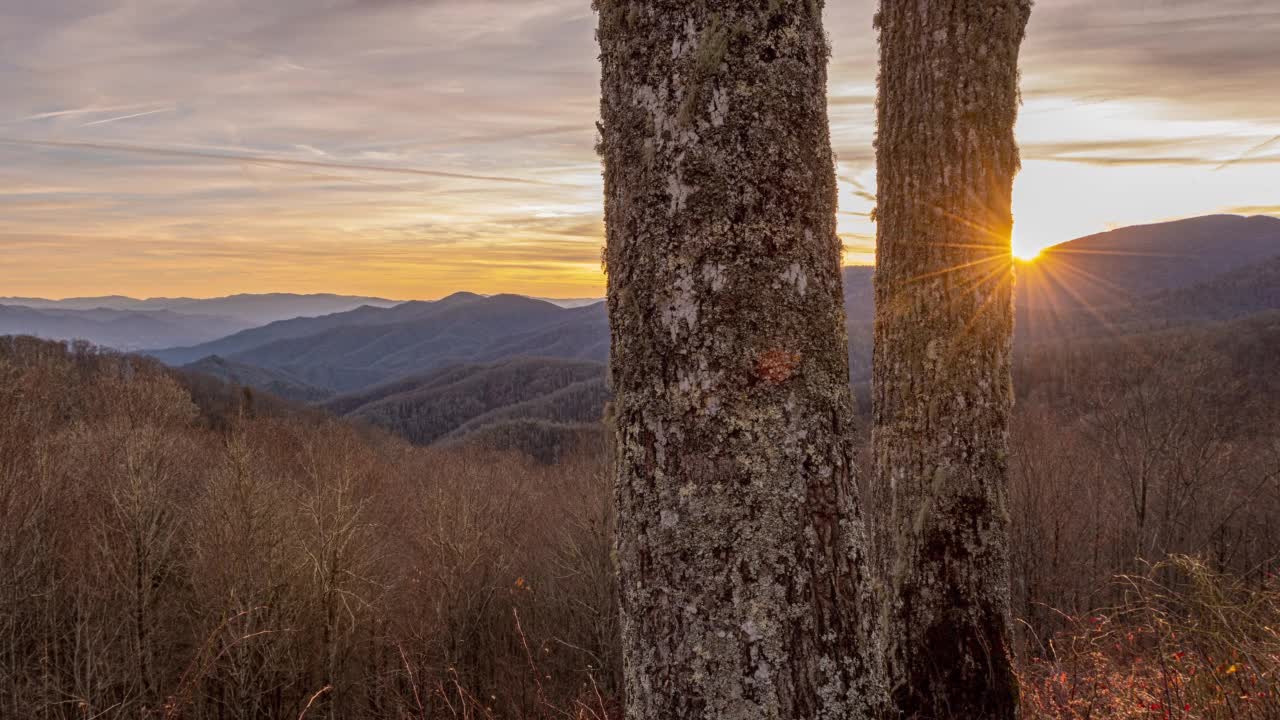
[595,1,885,718]
[871,1,1033,718]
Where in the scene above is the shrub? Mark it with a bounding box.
[1019,556,1279,719]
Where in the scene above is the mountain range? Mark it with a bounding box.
[1014,214,1280,344]
[5,213,1277,451]
[0,293,403,351]
[152,292,609,392]
[0,292,607,352]
[0,292,401,324]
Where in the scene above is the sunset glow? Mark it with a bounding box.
[1012,242,1041,262]
[1,1,1276,299]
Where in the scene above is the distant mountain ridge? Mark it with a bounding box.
[1015,214,1280,345]
[3,291,611,355]
[0,304,254,351]
[1024,214,1280,302]
[1,292,401,325]
[533,297,604,309]
[152,293,608,393]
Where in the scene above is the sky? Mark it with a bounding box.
[1,0,1277,300]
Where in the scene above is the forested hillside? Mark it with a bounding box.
[0,336,618,719]
[1007,310,1280,626]
[1018,214,1280,307]
[325,356,607,448]
[154,294,608,393]
[183,355,333,404]
[1015,214,1280,345]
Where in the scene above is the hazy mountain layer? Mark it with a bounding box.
[153,294,607,392]
[0,292,400,326]
[0,304,253,351]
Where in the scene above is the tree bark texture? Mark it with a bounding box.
[872,2,1031,719]
[596,2,884,718]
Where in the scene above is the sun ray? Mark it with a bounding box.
[906,253,1006,285]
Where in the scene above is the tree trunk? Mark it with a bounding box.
[872,2,1031,718]
[596,1,884,718]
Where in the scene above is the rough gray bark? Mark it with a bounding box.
[596,2,885,718]
[872,2,1032,718]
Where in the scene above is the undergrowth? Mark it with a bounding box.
[1019,556,1279,719]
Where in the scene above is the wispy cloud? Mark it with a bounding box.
[0,137,563,185]
[0,0,1276,298]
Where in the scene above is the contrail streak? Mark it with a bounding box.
[80,107,175,127]
[1215,134,1280,171]
[21,103,162,121]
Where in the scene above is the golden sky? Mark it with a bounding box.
[1,1,1277,300]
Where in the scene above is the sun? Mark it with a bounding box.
[1013,245,1041,262]
[1012,231,1044,261]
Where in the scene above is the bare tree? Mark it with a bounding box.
[872,1,1032,717]
[294,425,382,720]
[596,2,883,718]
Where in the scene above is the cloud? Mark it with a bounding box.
[0,0,1276,298]
[1020,136,1280,167]
[1021,1,1280,120]
[0,137,561,184]
[1224,205,1280,217]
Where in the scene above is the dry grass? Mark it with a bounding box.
[1019,556,1280,719]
